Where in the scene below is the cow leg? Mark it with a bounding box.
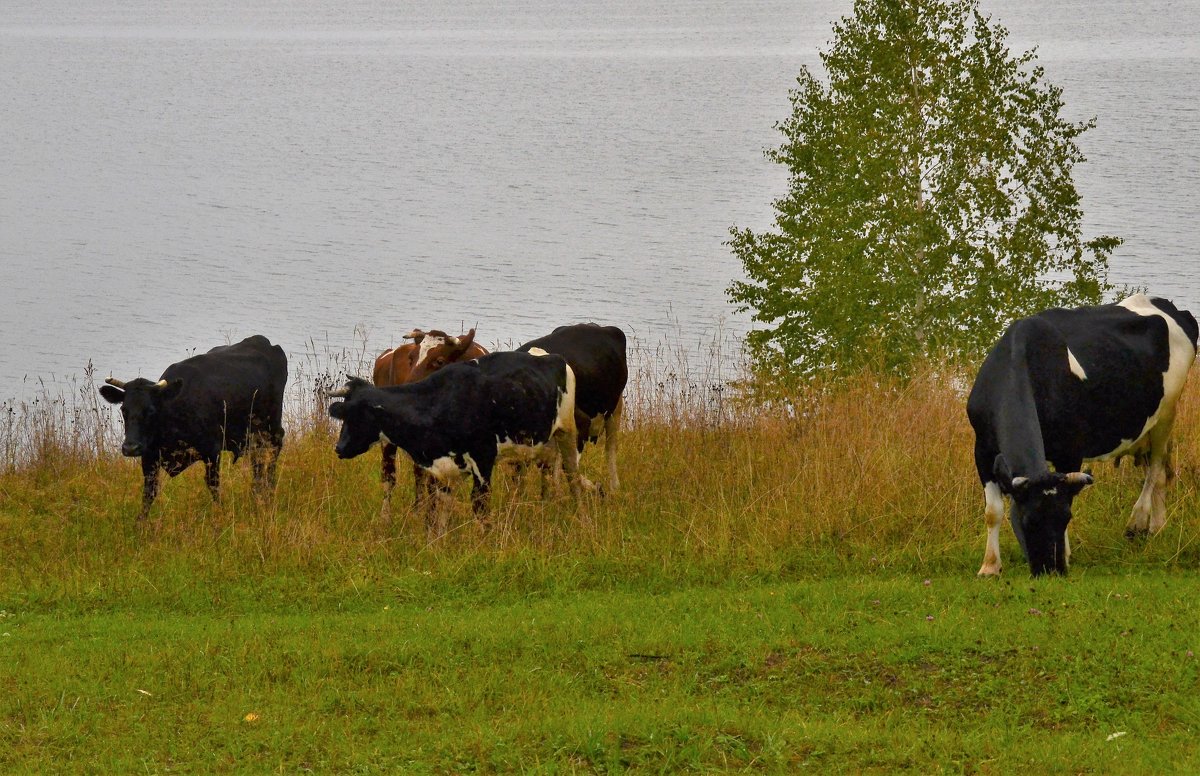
[204,457,221,504]
[266,431,284,492]
[379,443,399,521]
[251,433,280,500]
[555,428,586,511]
[1127,421,1174,536]
[138,456,161,521]
[413,466,441,536]
[465,453,496,531]
[537,457,556,499]
[978,481,1004,576]
[603,397,624,493]
[1064,525,1071,568]
[426,483,452,542]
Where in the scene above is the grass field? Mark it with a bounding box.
[4,359,1200,772]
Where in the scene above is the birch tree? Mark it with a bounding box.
[728,0,1119,378]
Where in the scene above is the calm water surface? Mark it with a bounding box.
[2,0,1197,399]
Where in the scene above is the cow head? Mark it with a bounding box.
[99,376,185,457]
[405,328,478,382]
[328,377,382,460]
[993,454,1093,576]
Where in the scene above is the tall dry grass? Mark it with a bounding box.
[3,333,1200,598]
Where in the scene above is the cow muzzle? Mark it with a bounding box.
[121,442,144,457]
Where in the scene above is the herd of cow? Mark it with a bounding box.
[99,324,629,538]
[97,294,1200,577]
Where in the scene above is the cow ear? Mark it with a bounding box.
[328,401,347,420]
[159,379,184,399]
[99,385,125,404]
[455,327,477,353]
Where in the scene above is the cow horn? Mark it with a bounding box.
[1064,472,1094,486]
[154,379,169,389]
[329,386,351,398]
[104,376,126,389]
[1010,476,1029,489]
[402,329,425,341]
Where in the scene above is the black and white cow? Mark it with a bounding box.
[518,323,627,492]
[100,335,288,520]
[967,294,1198,576]
[328,350,584,537]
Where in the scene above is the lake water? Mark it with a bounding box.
[2,0,1198,400]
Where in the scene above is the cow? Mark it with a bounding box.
[329,350,584,538]
[967,294,1198,576]
[99,335,288,520]
[517,323,627,493]
[372,328,488,519]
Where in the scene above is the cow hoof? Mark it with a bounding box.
[1124,527,1149,540]
[977,565,1002,578]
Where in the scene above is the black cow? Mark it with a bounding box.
[967,294,1198,576]
[328,350,584,537]
[518,323,627,492]
[100,335,288,520]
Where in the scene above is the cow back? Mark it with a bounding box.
[158,335,287,455]
[518,323,627,418]
[373,343,418,387]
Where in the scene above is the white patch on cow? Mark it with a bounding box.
[524,346,574,435]
[462,452,485,484]
[1094,293,1200,459]
[415,334,448,369]
[1067,348,1088,381]
[424,454,462,483]
[555,365,578,437]
[1042,488,1058,496]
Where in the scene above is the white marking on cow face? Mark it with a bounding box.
[415,334,448,370]
[1067,348,1088,380]
[1042,488,1058,496]
[424,454,462,483]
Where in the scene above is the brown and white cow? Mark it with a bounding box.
[372,327,488,519]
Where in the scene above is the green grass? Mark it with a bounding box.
[5,366,1200,772]
[4,571,1200,773]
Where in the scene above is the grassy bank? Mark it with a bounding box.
[4,574,1200,773]
[4,361,1200,771]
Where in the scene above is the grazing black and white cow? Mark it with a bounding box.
[100,335,288,520]
[518,323,627,492]
[967,294,1198,576]
[328,350,584,537]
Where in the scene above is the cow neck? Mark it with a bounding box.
[370,384,437,451]
[996,354,1052,479]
